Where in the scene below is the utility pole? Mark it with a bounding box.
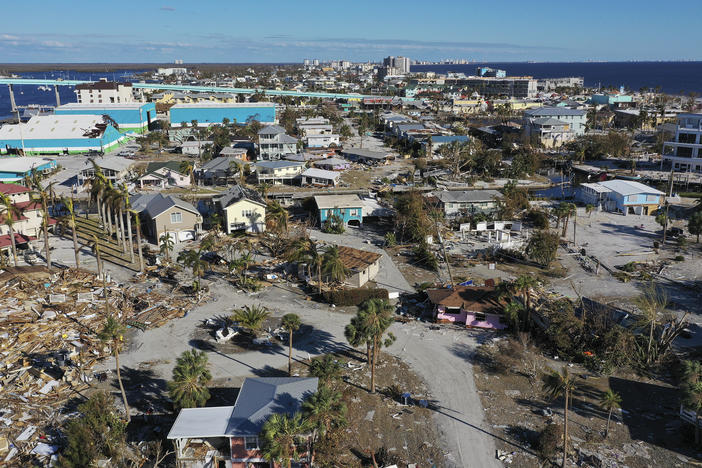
[435,219,454,288]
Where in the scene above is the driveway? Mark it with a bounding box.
[107,277,497,468]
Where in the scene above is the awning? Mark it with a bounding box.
[0,233,36,248]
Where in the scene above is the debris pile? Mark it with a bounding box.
[0,266,199,463]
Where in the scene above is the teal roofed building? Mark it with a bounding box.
[169,102,276,128]
[0,115,126,155]
[0,156,57,182]
[589,93,633,109]
[55,102,156,133]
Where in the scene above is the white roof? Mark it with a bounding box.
[314,194,361,209]
[0,115,106,140]
[0,157,55,172]
[167,406,234,439]
[579,182,611,193]
[597,179,664,196]
[170,101,275,109]
[57,103,146,110]
[302,168,341,181]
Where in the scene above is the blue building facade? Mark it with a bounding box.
[314,195,364,226]
[169,103,276,127]
[0,125,125,155]
[55,103,156,133]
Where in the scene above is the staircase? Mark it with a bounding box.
[72,216,141,271]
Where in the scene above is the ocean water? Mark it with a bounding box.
[412,61,702,95]
[0,70,146,120]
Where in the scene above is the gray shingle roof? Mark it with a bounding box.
[342,148,389,160]
[130,193,199,219]
[225,377,318,436]
[255,160,305,170]
[524,107,587,117]
[258,125,286,135]
[214,184,266,208]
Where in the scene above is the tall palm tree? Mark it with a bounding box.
[682,360,702,445]
[260,412,310,468]
[177,248,207,295]
[119,185,134,263]
[168,349,212,409]
[281,314,301,376]
[599,389,621,439]
[634,283,668,364]
[266,201,289,235]
[302,386,347,461]
[0,192,20,266]
[503,301,524,334]
[98,315,130,423]
[345,314,372,364]
[560,202,577,238]
[353,299,396,393]
[29,172,54,271]
[179,160,195,186]
[105,188,125,252]
[62,197,81,267]
[322,246,349,285]
[159,231,174,262]
[308,240,323,294]
[542,366,577,468]
[128,208,144,272]
[513,275,538,329]
[89,234,104,280]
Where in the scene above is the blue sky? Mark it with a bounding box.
[1,1,699,63]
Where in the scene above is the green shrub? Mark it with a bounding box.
[674,255,685,261]
[323,288,389,306]
[413,240,438,271]
[384,232,397,247]
[537,423,562,459]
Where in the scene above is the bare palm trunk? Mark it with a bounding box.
[8,224,18,266]
[695,409,700,445]
[370,336,378,393]
[96,248,103,280]
[42,212,51,272]
[317,262,322,295]
[605,408,612,439]
[71,219,80,267]
[562,390,569,468]
[135,217,144,272]
[125,212,134,262]
[288,330,293,376]
[118,208,126,254]
[114,350,131,423]
[648,320,654,363]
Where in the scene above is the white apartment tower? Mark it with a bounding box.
[76,78,134,104]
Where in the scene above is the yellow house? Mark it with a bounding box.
[213,185,267,233]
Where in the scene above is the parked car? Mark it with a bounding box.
[666,227,684,238]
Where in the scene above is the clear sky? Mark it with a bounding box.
[1,0,699,63]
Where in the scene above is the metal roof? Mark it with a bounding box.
[434,190,503,203]
[255,160,305,170]
[167,406,235,439]
[313,194,362,209]
[214,184,266,208]
[0,115,108,140]
[524,107,586,117]
[301,168,341,181]
[597,179,664,196]
[342,148,389,160]
[257,125,286,135]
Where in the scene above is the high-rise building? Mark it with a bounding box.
[382,56,411,74]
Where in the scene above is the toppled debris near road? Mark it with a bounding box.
[0,266,201,464]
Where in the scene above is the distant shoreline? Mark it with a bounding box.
[0,63,299,73]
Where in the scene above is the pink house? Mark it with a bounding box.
[427,285,508,330]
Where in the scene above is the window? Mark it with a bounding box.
[242,209,254,218]
[244,436,259,450]
[678,132,697,144]
[170,212,182,223]
[445,307,461,315]
[474,312,486,322]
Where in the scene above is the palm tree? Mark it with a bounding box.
[542,366,577,468]
[513,275,538,329]
[266,201,289,235]
[302,386,347,460]
[86,158,107,226]
[281,314,301,376]
[168,349,212,409]
[308,240,323,294]
[177,248,207,294]
[62,197,81,267]
[599,389,621,439]
[559,202,576,238]
[119,186,134,263]
[353,299,396,393]
[322,246,349,285]
[308,355,343,386]
[106,187,126,253]
[129,209,144,272]
[0,192,20,266]
[503,301,524,333]
[179,160,195,186]
[634,283,668,364]
[260,412,310,468]
[682,360,702,445]
[98,315,130,423]
[89,234,104,280]
[29,172,54,271]
[232,304,270,335]
[345,314,372,364]
[159,232,174,262]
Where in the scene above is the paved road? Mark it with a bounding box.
[102,274,497,468]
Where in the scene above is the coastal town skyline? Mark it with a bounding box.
[1,0,701,63]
